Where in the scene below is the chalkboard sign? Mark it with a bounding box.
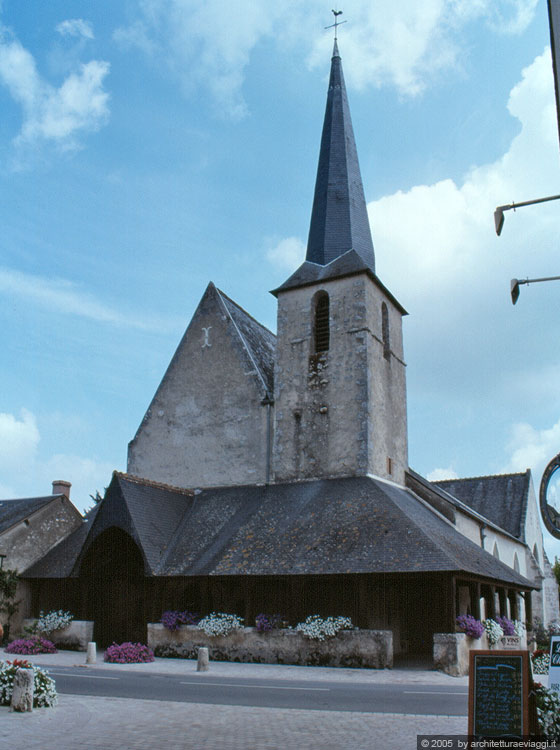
[468,650,530,738]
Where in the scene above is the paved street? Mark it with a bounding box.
[46,665,469,715]
[0,649,468,749]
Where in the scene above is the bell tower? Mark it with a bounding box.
[271,41,408,485]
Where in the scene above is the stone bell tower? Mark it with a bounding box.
[271,41,408,486]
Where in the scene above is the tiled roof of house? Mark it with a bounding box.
[436,471,531,541]
[0,495,59,535]
[216,287,276,397]
[24,473,533,589]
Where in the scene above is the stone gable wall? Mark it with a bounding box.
[128,285,270,489]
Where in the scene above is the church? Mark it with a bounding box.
[22,41,558,655]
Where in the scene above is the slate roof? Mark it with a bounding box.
[270,250,407,314]
[0,495,61,535]
[216,287,276,397]
[23,503,101,577]
[24,473,534,589]
[306,41,376,271]
[436,472,530,542]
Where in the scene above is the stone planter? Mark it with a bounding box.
[148,624,393,669]
[433,630,528,676]
[22,619,94,651]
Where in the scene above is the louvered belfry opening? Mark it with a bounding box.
[314,292,330,352]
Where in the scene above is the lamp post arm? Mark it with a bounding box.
[494,193,560,235]
[510,274,560,304]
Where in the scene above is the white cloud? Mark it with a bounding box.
[369,48,559,307]
[266,236,305,271]
[0,25,109,160]
[503,419,560,481]
[115,0,539,115]
[0,267,181,332]
[56,19,94,40]
[0,409,40,473]
[367,48,560,510]
[427,466,459,481]
[0,408,115,512]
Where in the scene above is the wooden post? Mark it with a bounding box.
[11,668,34,712]
[471,581,481,620]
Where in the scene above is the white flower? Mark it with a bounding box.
[198,613,243,637]
[295,615,353,641]
[36,609,73,634]
[483,619,504,645]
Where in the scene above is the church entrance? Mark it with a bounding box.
[79,527,147,647]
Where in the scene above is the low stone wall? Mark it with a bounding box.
[433,631,528,677]
[23,619,94,651]
[148,624,393,669]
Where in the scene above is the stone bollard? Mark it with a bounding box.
[197,647,209,672]
[86,641,97,664]
[11,668,34,712]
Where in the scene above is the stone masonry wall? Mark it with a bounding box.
[128,284,270,489]
[148,624,393,669]
[272,274,407,485]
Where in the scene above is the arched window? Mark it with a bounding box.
[533,543,540,565]
[493,542,500,560]
[513,553,520,573]
[382,302,390,360]
[314,292,330,353]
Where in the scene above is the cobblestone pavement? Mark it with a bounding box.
[0,649,468,749]
[1,694,467,750]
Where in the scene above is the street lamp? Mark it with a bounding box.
[510,275,560,304]
[494,194,560,236]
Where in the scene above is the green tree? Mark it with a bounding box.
[553,557,560,588]
[0,568,20,643]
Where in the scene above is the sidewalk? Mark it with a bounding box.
[0,648,468,749]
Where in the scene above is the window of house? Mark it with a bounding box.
[382,302,390,360]
[314,292,330,353]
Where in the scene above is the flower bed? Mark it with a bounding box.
[22,619,94,651]
[148,623,392,669]
[5,636,57,655]
[104,642,154,663]
[0,659,57,707]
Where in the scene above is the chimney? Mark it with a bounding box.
[52,480,71,498]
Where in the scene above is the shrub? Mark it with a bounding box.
[161,610,200,631]
[295,615,353,641]
[456,615,484,639]
[36,609,74,635]
[533,619,560,649]
[255,614,284,632]
[198,613,244,637]
[104,642,155,663]
[532,649,550,675]
[534,682,560,742]
[483,619,504,645]
[0,660,57,707]
[5,636,57,655]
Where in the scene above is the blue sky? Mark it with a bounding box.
[2,1,560,558]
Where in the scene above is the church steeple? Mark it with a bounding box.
[306,41,375,271]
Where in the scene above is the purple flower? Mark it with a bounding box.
[456,615,484,639]
[495,616,515,636]
[255,614,284,632]
[5,636,57,654]
[104,642,155,663]
[161,611,200,630]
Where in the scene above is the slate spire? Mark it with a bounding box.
[306,40,375,271]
